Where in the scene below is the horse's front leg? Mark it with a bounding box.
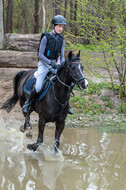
[54,120,65,153]
[27,115,45,151]
[20,113,32,139]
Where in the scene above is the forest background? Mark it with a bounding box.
[0,0,126,127]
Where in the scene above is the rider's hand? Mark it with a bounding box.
[51,60,59,69]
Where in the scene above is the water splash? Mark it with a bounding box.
[41,146,64,162]
[0,112,6,141]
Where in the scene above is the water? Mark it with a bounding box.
[0,117,126,190]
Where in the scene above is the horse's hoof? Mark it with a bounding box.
[27,144,33,150]
[27,144,39,151]
[26,132,32,139]
[20,126,26,132]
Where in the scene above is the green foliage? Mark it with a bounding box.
[70,94,105,115]
[65,0,126,98]
[69,82,118,115]
[84,82,112,95]
[65,43,103,52]
[100,96,110,102]
[117,102,126,113]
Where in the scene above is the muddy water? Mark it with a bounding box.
[0,118,126,190]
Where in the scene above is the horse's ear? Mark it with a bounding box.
[76,50,80,58]
[68,51,74,60]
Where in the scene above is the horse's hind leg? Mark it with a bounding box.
[20,113,32,139]
[54,120,65,153]
[27,115,45,151]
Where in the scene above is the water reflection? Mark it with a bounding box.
[0,118,126,190]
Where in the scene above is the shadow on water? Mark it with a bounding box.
[0,115,126,190]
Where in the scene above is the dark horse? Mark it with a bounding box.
[1,51,88,152]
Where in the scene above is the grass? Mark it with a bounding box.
[66,81,126,131]
[65,42,103,52]
[67,81,126,119]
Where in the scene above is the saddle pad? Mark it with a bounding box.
[24,75,54,102]
[24,75,36,95]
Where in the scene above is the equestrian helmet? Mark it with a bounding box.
[52,15,66,25]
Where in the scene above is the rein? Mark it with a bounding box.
[52,60,81,109]
[52,82,71,109]
[52,74,74,109]
[52,58,85,110]
[52,66,75,109]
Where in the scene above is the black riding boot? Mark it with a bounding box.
[68,107,73,115]
[22,87,37,113]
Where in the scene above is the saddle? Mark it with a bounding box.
[24,71,56,101]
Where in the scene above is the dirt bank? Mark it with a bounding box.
[0,68,38,130]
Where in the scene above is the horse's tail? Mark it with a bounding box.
[1,71,26,113]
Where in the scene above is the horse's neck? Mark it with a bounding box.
[54,65,71,96]
[58,65,71,86]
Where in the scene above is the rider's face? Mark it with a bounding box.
[53,24,64,34]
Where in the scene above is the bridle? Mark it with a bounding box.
[56,59,86,87]
[68,61,86,83]
[52,59,86,110]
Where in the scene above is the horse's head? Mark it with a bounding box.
[67,51,88,89]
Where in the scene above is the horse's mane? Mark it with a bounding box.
[57,60,67,75]
[57,55,80,76]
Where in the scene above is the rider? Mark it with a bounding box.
[22,15,73,114]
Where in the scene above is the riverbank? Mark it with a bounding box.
[0,67,125,133]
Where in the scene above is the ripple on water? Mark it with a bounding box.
[1,121,126,190]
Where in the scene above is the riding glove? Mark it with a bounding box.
[51,60,59,69]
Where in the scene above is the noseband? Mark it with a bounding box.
[56,60,86,88]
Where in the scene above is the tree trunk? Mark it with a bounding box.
[81,1,84,26]
[70,0,74,33]
[42,0,46,32]
[34,0,39,33]
[64,0,67,18]
[74,0,78,36]
[6,0,12,33]
[0,0,4,49]
[55,0,61,15]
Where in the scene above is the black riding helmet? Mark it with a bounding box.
[52,15,67,25]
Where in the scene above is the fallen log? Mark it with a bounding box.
[5,33,40,52]
[0,33,72,68]
[0,50,38,68]
[0,49,71,68]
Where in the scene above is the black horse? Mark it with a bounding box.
[1,51,88,152]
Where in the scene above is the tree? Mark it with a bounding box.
[6,0,13,33]
[42,0,46,32]
[74,0,78,36]
[0,0,4,49]
[54,0,61,15]
[70,0,74,33]
[64,0,67,18]
[101,1,126,97]
[34,0,39,33]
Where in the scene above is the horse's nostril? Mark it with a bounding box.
[82,82,85,86]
